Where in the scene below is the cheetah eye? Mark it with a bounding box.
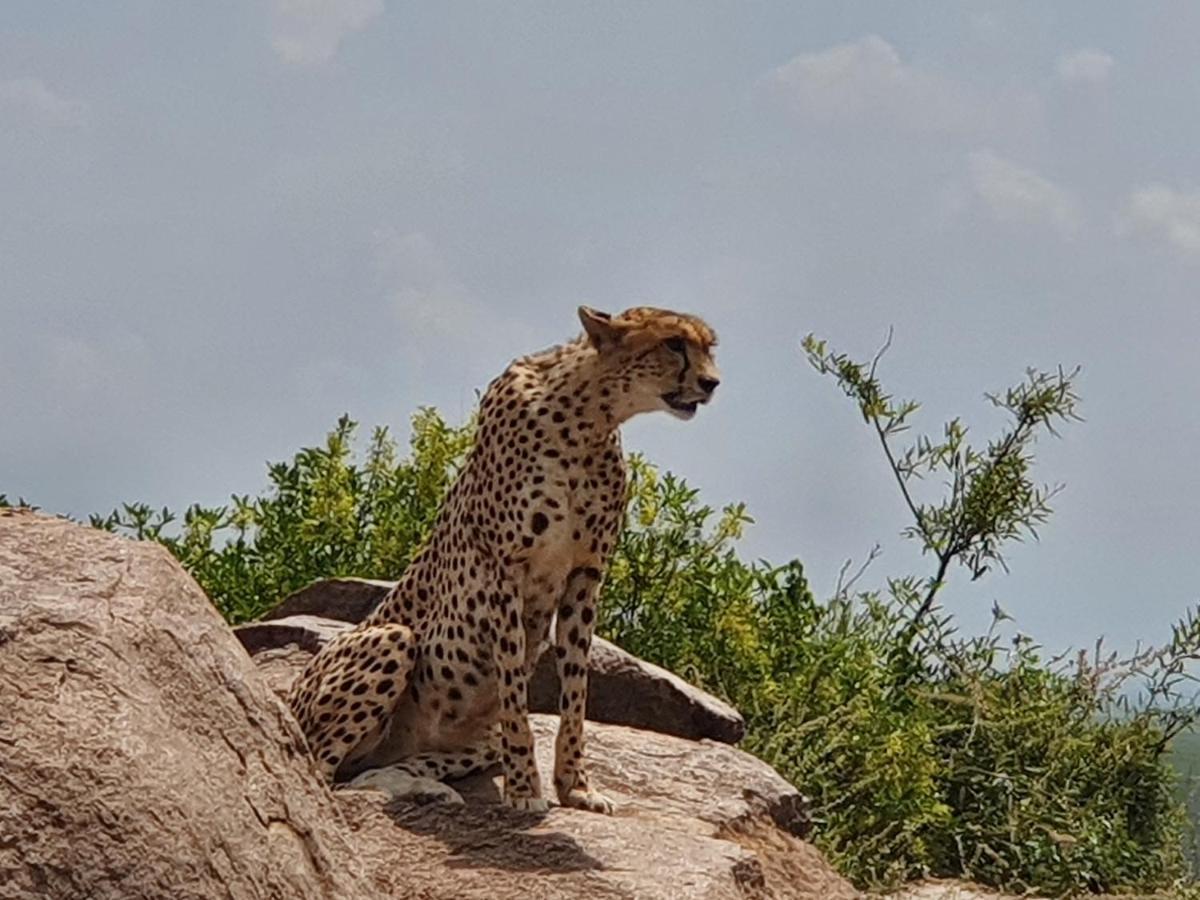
[664,337,686,354]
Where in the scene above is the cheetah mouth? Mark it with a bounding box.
[661,392,702,419]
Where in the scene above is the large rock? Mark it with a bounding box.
[254,578,746,744]
[261,576,398,624]
[245,632,847,899]
[0,510,402,900]
[529,635,746,745]
[1,511,855,899]
[887,884,1048,900]
[235,613,353,655]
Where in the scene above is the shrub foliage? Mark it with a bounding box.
[89,409,470,623]
[77,342,1200,895]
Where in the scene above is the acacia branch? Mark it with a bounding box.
[872,414,929,543]
[913,552,953,627]
[910,407,1038,629]
[834,543,882,600]
[864,328,930,545]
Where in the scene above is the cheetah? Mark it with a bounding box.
[287,305,720,813]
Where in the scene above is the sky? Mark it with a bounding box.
[3,2,1199,656]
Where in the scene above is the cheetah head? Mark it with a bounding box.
[578,305,720,422]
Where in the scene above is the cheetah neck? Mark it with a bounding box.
[514,339,627,436]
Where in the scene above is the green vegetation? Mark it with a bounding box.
[74,338,1200,896]
[88,409,470,624]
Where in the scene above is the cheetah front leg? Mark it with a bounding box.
[552,566,614,814]
[490,579,549,812]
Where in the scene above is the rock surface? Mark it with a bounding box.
[529,634,746,745]
[235,613,353,655]
[1,511,856,899]
[261,576,397,624]
[883,884,1049,900]
[253,577,747,744]
[0,509,391,900]
[247,627,847,899]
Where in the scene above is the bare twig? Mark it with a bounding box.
[834,543,882,600]
[868,326,894,381]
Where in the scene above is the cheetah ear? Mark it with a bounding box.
[578,306,622,350]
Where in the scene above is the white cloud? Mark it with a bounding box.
[967,150,1081,237]
[0,77,85,125]
[1056,49,1114,86]
[768,35,989,134]
[270,0,384,65]
[371,228,537,367]
[1119,184,1200,257]
[372,228,483,336]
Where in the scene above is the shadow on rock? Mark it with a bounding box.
[382,798,605,875]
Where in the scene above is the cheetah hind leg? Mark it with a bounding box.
[349,739,499,805]
[287,622,416,783]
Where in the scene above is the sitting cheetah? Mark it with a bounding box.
[288,306,720,812]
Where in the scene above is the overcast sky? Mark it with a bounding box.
[4,2,1198,654]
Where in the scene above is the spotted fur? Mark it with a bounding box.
[288,305,720,812]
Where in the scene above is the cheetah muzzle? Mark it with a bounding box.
[287,304,720,814]
[661,390,711,419]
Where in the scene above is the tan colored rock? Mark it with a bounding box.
[255,579,748,744]
[528,634,746,745]
[1,511,854,899]
[246,632,796,834]
[0,510,405,900]
[235,613,353,655]
[248,633,846,899]
[261,576,397,623]
[882,883,1047,900]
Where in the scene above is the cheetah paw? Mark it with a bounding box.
[348,768,465,805]
[502,793,550,813]
[560,788,615,815]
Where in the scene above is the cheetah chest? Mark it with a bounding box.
[514,462,625,606]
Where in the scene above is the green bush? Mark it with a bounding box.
[73,340,1200,896]
[89,410,471,623]
[610,456,1195,892]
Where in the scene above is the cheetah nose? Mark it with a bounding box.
[698,376,720,395]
